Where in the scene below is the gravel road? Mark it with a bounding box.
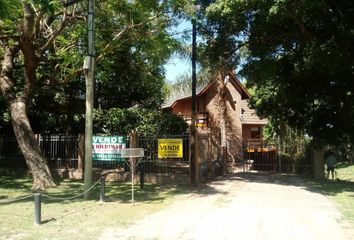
[100,173,353,240]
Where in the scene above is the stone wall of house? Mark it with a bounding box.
[168,79,246,165]
[242,124,264,140]
[202,80,243,163]
[225,81,243,162]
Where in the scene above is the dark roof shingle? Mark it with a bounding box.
[240,100,268,125]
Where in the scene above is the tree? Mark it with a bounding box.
[246,1,354,146]
[93,1,183,110]
[22,0,186,134]
[93,108,188,136]
[190,1,250,172]
[0,0,188,189]
[0,1,84,189]
[198,0,354,148]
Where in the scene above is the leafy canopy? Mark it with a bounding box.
[204,0,354,146]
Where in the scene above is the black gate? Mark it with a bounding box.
[235,140,277,172]
[235,139,312,175]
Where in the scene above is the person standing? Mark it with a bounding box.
[326,151,336,180]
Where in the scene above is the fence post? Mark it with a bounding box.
[34,193,41,225]
[78,134,85,179]
[100,176,105,203]
[140,164,144,191]
[278,136,282,174]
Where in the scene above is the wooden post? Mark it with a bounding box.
[130,131,138,148]
[220,146,227,175]
[190,16,198,186]
[77,134,85,179]
[129,132,138,205]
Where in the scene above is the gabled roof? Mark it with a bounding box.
[240,100,268,125]
[228,72,251,100]
[162,81,213,109]
[162,71,250,109]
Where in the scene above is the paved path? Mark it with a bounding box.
[100,173,352,240]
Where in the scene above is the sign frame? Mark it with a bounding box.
[158,138,183,159]
[92,135,127,161]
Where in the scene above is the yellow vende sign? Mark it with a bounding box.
[158,139,183,158]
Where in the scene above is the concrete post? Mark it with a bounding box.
[34,193,41,225]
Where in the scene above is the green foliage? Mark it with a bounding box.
[94,0,181,109]
[96,47,166,109]
[0,0,21,20]
[197,0,249,72]
[198,0,354,147]
[93,108,188,136]
[0,0,187,134]
[240,1,354,146]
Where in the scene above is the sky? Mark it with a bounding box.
[163,18,245,83]
[163,19,192,83]
[164,55,191,83]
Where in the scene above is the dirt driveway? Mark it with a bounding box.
[100,173,353,240]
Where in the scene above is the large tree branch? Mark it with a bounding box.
[96,13,166,62]
[0,44,19,103]
[22,2,35,41]
[34,9,45,40]
[37,11,68,58]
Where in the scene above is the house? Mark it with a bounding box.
[241,99,268,144]
[162,72,267,164]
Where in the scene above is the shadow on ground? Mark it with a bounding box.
[0,175,225,206]
[1,171,353,206]
[229,171,354,197]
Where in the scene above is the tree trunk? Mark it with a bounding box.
[9,100,56,190]
[215,70,228,174]
[1,45,55,190]
[0,2,71,190]
[313,148,325,180]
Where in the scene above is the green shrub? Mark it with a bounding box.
[93,108,188,136]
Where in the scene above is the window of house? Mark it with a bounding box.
[251,127,261,138]
[241,108,245,118]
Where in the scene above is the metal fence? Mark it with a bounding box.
[0,136,26,168]
[1,134,312,176]
[0,135,80,169]
[239,139,312,175]
[40,135,79,169]
[138,134,190,174]
[0,134,191,175]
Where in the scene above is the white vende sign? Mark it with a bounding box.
[92,136,126,161]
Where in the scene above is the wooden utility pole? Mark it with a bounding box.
[190,16,198,186]
[84,0,95,199]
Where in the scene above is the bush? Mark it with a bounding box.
[93,108,188,136]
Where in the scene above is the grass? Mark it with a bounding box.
[0,176,193,240]
[1,165,353,239]
[306,162,354,224]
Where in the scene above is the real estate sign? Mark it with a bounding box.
[158,138,183,158]
[92,136,126,161]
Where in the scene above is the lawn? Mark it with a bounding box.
[306,162,354,224]
[0,176,192,240]
[1,165,353,240]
